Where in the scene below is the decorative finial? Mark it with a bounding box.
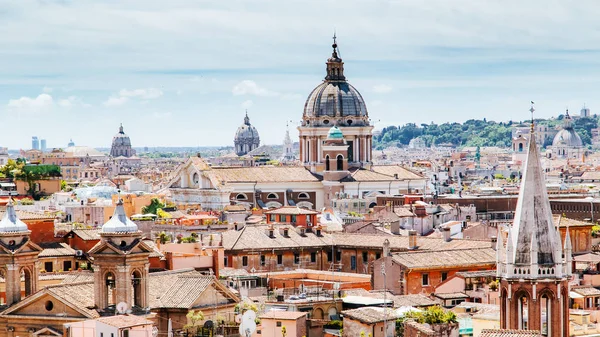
[529,101,535,133]
[565,107,570,118]
[243,111,250,125]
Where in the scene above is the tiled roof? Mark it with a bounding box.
[343,289,437,308]
[69,229,101,241]
[265,207,319,215]
[38,242,77,257]
[156,275,213,308]
[222,226,492,252]
[394,207,416,217]
[572,286,600,297]
[455,270,497,278]
[480,329,542,337]
[391,248,496,270]
[61,271,94,284]
[434,292,469,300]
[146,269,202,308]
[553,215,593,228]
[573,253,600,263]
[0,209,54,220]
[96,315,154,328]
[210,166,320,183]
[260,311,307,320]
[142,239,165,259]
[46,282,99,318]
[344,165,424,182]
[342,307,401,324]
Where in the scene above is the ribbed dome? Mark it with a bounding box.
[234,112,260,156]
[0,200,29,233]
[235,125,260,142]
[101,199,138,233]
[304,81,367,118]
[112,127,131,146]
[553,129,583,147]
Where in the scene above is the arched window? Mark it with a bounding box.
[518,294,529,330]
[105,272,116,307]
[267,193,279,200]
[540,294,551,336]
[325,155,330,171]
[21,268,33,297]
[236,193,248,201]
[192,172,199,185]
[519,143,523,152]
[132,270,142,307]
[336,155,343,171]
[298,192,310,199]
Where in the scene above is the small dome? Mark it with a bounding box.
[101,199,138,233]
[327,126,344,139]
[234,112,260,156]
[0,200,29,233]
[235,124,260,142]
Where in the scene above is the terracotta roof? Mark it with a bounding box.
[479,329,542,337]
[146,269,204,308]
[344,165,424,182]
[391,248,496,270]
[69,229,101,241]
[574,253,600,263]
[96,315,154,328]
[142,240,165,259]
[260,311,307,320]
[210,166,320,183]
[394,207,416,217]
[455,270,497,278]
[38,242,77,257]
[45,282,99,318]
[343,289,437,308]
[434,292,469,300]
[265,207,319,215]
[553,215,593,228]
[0,209,54,220]
[342,307,401,324]
[572,286,600,297]
[155,275,214,308]
[61,271,94,284]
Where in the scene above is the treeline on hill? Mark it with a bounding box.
[374,115,599,150]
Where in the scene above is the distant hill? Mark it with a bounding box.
[373,115,599,150]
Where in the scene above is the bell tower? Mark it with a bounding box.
[0,199,42,306]
[89,199,152,311]
[498,103,571,337]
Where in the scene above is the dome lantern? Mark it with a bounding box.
[327,126,344,140]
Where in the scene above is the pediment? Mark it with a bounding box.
[88,241,123,255]
[2,291,94,319]
[32,327,62,336]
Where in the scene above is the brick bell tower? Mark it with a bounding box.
[0,199,42,306]
[497,103,571,337]
[89,199,152,311]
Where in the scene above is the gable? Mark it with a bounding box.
[32,327,62,336]
[193,285,234,308]
[3,292,92,319]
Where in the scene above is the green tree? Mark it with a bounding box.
[141,198,166,214]
[184,310,205,333]
[0,159,24,179]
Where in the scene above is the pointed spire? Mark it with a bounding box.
[511,103,562,267]
[529,101,535,133]
[496,229,505,277]
[0,198,29,233]
[506,226,514,264]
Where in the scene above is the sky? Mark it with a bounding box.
[3,1,600,149]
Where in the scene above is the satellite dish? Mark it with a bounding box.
[239,310,257,337]
[204,320,214,329]
[116,302,128,314]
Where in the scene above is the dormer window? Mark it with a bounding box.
[284,229,289,237]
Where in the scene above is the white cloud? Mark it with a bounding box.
[241,100,254,109]
[119,88,163,99]
[373,84,393,94]
[232,80,278,97]
[7,93,54,110]
[42,86,53,93]
[103,96,129,107]
[58,96,91,108]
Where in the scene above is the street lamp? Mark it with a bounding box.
[586,196,595,224]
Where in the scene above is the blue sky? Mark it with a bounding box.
[2,0,600,149]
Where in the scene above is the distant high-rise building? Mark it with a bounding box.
[40,139,47,152]
[581,105,591,117]
[31,136,39,150]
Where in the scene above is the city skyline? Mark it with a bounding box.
[2,1,600,149]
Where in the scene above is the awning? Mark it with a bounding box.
[570,291,585,299]
[0,183,15,187]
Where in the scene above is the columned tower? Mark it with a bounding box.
[299,37,373,173]
[498,104,571,337]
[89,199,152,311]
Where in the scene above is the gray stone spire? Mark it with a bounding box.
[511,113,561,266]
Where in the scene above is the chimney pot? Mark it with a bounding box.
[442,227,452,242]
[491,236,498,250]
[408,230,418,249]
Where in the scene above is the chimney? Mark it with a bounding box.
[234,222,245,231]
[408,230,417,249]
[491,236,498,250]
[383,239,390,257]
[443,227,452,242]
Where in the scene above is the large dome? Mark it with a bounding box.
[304,82,367,118]
[110,124,134,157]
[552,129,582,147]
[112,125,131,146]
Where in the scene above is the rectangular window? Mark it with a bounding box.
[63,261,72,271]
[422,273,429,286]
[441,272,448,282]
[269,214,276,222]
[276,321,282,327]
[335,250,341,262]
[376,253,381,260]
[311,252,317,263]
[362,251,368,263]
[260,255,266,266]
[291,215,297,223]
[277,254,283,265]
[122,331,129,337]
[294,253,300,264]
[224,257,228,267]
[44,261,53,273]
[242,256,248,267]
[350,256,357,270]
[279,215,287,222]
[327,251,332,262]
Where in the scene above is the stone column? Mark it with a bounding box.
[317,137,321,163]
[116,265,131,308]
[5,264,19,306]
